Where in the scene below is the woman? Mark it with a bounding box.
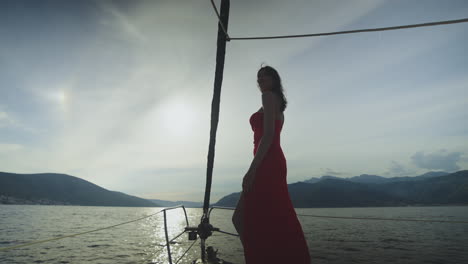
[232,65,311,263]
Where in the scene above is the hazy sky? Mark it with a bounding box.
[1,0,467,202]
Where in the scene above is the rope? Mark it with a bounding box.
[175,238,199,264]
[209,0,230,40]
[209,15,468,41]
[0,209,164,252]
[297,214,468,224]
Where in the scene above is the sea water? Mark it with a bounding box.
[1,205,467,264]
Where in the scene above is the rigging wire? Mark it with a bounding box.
[3,204,467,255]
[210,0,230,39]
[142,228,189,263]
[297,214,468,224]
[208,0,468,41]
[209,206,468,224]
[228,18,468,40]
[175,238,199,264]
[6,1,466,259]
[141,231,193,264]
[0,209,163,252]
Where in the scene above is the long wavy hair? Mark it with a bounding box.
[258,65,287,112]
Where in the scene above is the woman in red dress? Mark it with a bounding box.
[232,65,311,263]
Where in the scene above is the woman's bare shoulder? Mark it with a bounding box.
[258,93,282,113]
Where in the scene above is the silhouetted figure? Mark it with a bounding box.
[232,65,311,263]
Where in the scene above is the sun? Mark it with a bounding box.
[57,90,67,105]
[48,90,69,115]
[49,90,67,105]
[159,99,197,137]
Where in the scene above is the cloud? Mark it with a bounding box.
[0,111,15,127]
[320,167,344,176]
[384,160,415,177]
[411,150,463,172]
[2,0,467,201]
[0,143,24,153]
[0,109,44,134]
[96,0,146,43]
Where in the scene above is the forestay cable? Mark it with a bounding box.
[209,0,230,39]
[207,1,468,41]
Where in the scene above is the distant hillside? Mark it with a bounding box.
[287,179,405,208]
[373,170,468,204]
[149,199,203,208]
[214,170,468,208]
[0,172,160,207]
[303,175,340,184]
[303,171,450,184]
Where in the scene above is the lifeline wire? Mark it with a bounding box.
[141,231,192,264]
[0,209,164,252]
[175,238,199,264]
[209,206,468,224]
[3,208,467,253]
[208,0,468,41]
[297,214,468,224]
[210,0,230,39]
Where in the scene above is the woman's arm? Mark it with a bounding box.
[248,91,276,172]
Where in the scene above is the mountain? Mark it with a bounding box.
[214,179,404,208]
[149,199,203,208]
[303,171,450,185]
[0,172,161,207]
[214,192,242,207]
[214,170,468,208]
[348,174,390,184]
[287,179,405,208]
[303,175,340,184]
[373,170,468,204]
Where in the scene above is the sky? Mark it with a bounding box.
[1,0,467,202]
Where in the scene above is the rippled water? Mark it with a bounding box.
[1,205,467,264]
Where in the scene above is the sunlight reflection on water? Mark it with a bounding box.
[139,207,201,264]
[1,205,468,264]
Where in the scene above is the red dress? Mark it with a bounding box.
[243,111,311,263]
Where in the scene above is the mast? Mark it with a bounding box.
[203,0,230,219]
[199,0,230,261]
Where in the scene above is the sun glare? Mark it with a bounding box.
[50,90,68,107]
[159,99,197,137]
[57,90,67,105]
